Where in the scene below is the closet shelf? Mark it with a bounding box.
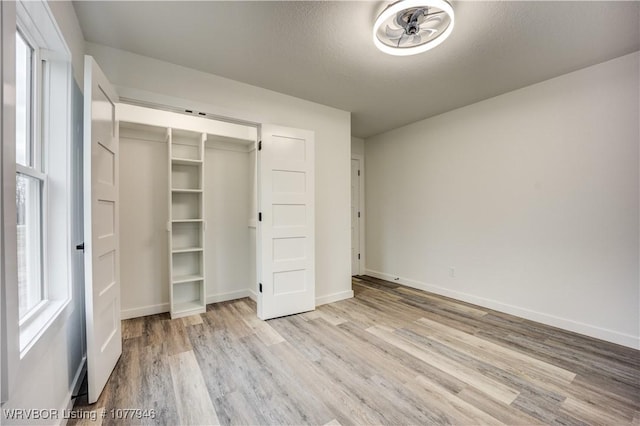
[171,188,203,193]
[172,247,203,253]
[169,129,207,319]
[172,274,204,284]
[172,157,203,165]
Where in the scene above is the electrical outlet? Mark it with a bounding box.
[449,267,455,278]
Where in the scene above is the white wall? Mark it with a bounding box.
[48,1,84,88]
[205,145,252,301]
[2,2,87,422]
[118,134,168,317]
[87,42,353,305]
[365,52,639,348]
[351,136,365,156]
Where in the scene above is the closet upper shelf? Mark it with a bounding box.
[120,121,168,142]
[117,102,257,143]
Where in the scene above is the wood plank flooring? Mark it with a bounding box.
[71,276,640,425]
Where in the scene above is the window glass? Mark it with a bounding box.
[15,31,32,168]
[16,30,44,321]
[16,173,43,319]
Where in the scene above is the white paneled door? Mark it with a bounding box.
[83,56,122,404]
[351,158,361,275]
[257,125,315,320]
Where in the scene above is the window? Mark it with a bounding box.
[10,0,73,355]
[15,30,46,322]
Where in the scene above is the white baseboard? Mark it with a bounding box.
[248,289,257,302]
[60,355,87,426]
[120,289,355,319]
[316,289,354,306]
[365,269,639,350]
[206,289,250,304]
[121,302,169,320]
[121,290,252,320]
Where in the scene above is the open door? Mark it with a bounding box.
[257,125,315,320]
[83,56,121,403]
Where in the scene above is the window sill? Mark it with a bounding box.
[19,298,69,357]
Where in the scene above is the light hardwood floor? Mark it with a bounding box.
[72,276,640,425]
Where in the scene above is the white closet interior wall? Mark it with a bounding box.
[204,135,253,301]
[118,106,257,319]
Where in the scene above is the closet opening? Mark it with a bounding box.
[117,106,258,319]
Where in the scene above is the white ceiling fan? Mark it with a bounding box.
[373,0,455,56]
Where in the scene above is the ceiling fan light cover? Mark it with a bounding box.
[373,0,455,56]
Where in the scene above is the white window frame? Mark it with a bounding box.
[12,0,73,356]
[15,25,48,327]
[1,0,18,404]
[15,169,48,325]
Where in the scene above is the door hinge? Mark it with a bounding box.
[259,283,263,293]
[258,140,262,151]
[358,253,360,260]
[76,242,85,251]
[358,211,360,218]
[258,212,262,222]
[358,170,360,176]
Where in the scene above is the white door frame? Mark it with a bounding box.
[351,154,365,276]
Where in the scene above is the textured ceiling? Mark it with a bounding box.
[73,1,640,138]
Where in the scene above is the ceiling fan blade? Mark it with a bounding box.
[421,15,443,27]
[412,35,422,45]
[418,28,438,37]
[429,10,445,15]
[396,33,408,47]
[418,10,444,25]
[385,24,405,38]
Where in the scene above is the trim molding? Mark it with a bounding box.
[206,290,250,305]
[60,355,86,426]
[121,289,357,319]
[121,290,253,320]
[121,303,169,320]
[247,289,257,302]
[70,355,87,396]
[316,289,354,306]
[365,269,639,349]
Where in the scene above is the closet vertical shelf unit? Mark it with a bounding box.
[168,128,207,318]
